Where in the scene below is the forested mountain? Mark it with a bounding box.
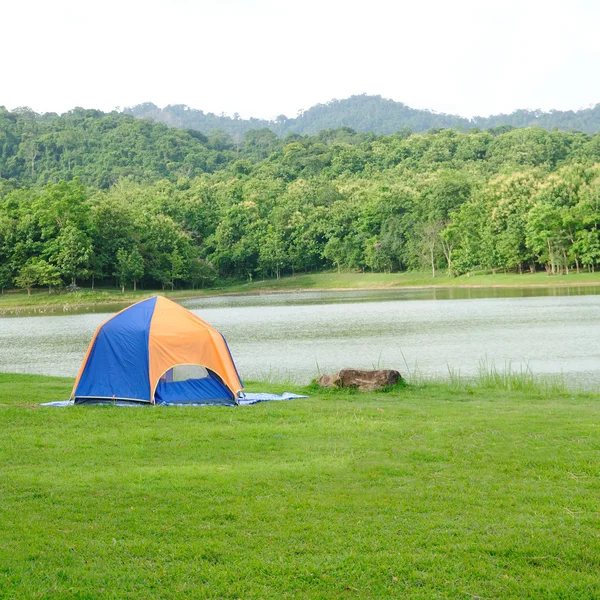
[125,95,600,137]
[2,103,600,294]
[124,102,275,140]
[0,107,235,188]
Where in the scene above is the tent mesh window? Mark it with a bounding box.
[161,365,209,383]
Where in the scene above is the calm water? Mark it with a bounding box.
[1,287,599,387]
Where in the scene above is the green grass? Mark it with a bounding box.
[2,270,600,314]
[1,373,600,598]
[0,288,213,314]
[224,269,600,294]
[0,373,75,405]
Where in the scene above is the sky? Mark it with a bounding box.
[2,0,600,120]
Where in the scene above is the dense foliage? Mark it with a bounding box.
[0,106,234,188]
[2,104,600,293]
[126,94,600,137]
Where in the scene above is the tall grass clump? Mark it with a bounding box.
[473,358,569,395]
[399,358,571,396]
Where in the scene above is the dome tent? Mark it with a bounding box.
[72,296,243,405]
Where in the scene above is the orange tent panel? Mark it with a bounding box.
[148,296,243,402]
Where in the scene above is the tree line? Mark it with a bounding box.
[1,113,600,294]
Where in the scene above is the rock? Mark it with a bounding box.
[317,373,339,388]
[338,369,401,391]
[317,369,402,391]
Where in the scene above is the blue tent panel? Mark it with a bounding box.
[74,297,157,402]
[154,371,235,406]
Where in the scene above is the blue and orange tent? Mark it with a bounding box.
[72,296,243,405]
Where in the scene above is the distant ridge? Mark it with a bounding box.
[124,94,600,137]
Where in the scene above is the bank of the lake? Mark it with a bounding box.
[3,286,600,387]
[2,270,600,314]
[1,373,599,599]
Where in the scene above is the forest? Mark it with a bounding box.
[1,104,600,293]
[126,94,600,137]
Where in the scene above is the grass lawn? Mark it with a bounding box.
[1,373,599,598]
[223,269,600,294]
[2,270,600,314]
[0,288,212,313]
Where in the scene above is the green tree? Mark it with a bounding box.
[418,220,444,278]
[55,224,92,285]
[15,260,39,296]
[168,248,186,290]
[363,236,393,272]
[188,258,217,289]
[323,237,344,273]
[114,247,145,292]
[526,203,568,275]
[14,258,60,295]
[129,248,145,291]
[574,230,600,272]
[37,260,62,293]
[259,225,287,279]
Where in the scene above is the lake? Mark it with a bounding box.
[1,287,599,388]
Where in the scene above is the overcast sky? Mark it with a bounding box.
[2,0,599,119]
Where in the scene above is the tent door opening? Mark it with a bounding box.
[154,364,236,406]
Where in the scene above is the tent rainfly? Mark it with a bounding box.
[71,296,243,405]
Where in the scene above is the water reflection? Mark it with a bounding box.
[181,285,600,310]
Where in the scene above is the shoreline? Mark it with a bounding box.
[1,276,600,315]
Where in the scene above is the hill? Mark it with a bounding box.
[125,94,600,137]
[0,106,235,188]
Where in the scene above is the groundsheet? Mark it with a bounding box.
[40,392,307,407]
